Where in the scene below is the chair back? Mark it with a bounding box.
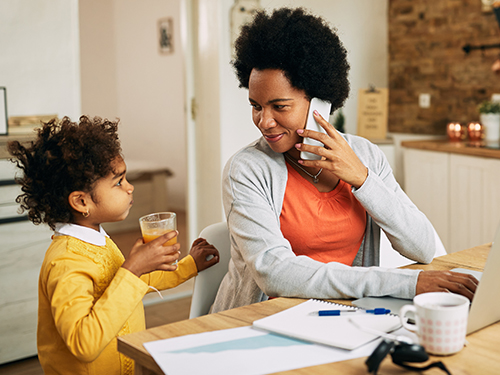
[189,222,231,318]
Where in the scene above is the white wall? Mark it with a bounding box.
[0,0,81,120]
[80,0,188,210]
[218,0,261,168]
[79,0,117,119]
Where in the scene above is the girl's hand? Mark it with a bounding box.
[295,110,368,189]
[189,238,220,272]
[122,230,181,277]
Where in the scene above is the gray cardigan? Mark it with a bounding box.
[212,134,436,313]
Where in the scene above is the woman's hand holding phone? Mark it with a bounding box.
[297,109,368,189]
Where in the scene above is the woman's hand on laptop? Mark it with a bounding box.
[416,271,479,301]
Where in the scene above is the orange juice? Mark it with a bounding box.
[142,230,177,246]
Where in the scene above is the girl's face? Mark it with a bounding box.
[248,68,310,155]
[85,157,134,229]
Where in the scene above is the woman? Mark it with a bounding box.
[212,7,476,313]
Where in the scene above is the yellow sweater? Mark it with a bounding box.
[37,233,197,375]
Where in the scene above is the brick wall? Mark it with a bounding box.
[389,1,500,134]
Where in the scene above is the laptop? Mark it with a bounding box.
[353,224,500,335]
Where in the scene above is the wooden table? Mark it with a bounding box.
[118,243,499,375]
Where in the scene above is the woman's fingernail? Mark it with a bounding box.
[313,110,319,116]
[297,129,304,134]
[295,143,302,149]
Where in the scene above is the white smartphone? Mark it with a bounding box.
[300,97,332,160]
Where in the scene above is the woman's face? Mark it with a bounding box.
[248,69,310,154]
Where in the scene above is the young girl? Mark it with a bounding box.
[8,116,220,375]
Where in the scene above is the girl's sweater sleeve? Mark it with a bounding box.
[44,249,196,362]
[44,254,148,362]
[141,254,198,290]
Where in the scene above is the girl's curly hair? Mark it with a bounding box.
[8,115,122,230]
[232,7,350,113]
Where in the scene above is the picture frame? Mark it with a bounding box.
[158,18,174,55]
[0,87,7,135]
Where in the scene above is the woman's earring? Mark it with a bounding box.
[82,211,90,218]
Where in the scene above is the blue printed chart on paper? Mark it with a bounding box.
[143,326,383,375]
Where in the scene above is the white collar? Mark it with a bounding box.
[54,223,109,246]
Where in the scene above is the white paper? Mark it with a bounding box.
[143,326,416,375]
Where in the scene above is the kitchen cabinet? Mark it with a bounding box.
[0,157,52,364]
[0,221,51,363]
[403,141,500,253]
[448,153,500,253]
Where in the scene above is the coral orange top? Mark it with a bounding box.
[280,163,367,266]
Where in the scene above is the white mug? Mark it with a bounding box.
[399,292,470,355]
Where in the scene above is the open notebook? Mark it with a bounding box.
[252,299,400,350]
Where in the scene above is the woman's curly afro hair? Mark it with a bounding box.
[8,115,122,230]
[232,7,350,113]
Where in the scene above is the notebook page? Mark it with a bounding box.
[252,299,400,350]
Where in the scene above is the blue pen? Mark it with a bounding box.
[318,308,390,316]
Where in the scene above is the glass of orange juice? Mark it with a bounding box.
[139,212,178,264]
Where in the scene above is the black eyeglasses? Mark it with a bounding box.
[366,339,452,375]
